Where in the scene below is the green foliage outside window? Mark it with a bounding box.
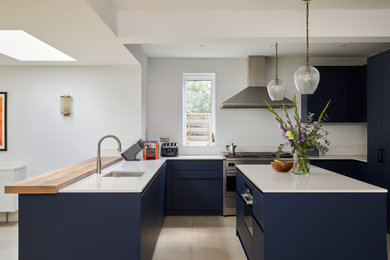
[185,80,211,113]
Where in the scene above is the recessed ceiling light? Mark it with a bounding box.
[0,30,76,61]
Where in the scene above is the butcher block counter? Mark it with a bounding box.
[4,156,122,194]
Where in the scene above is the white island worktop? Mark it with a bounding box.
[236,164,386,193]
[60,155,223,193]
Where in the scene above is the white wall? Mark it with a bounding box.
[0,65,142,177]
[147,57,367,155]
[125,44,149,139]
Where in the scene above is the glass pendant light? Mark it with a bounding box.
[294,0,320,94]
[267,42,286,101]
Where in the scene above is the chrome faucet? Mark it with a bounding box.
[97,135,122,174]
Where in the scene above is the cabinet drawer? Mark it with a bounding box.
[237,170,264,228]
[252,218,264,260]
[171,169,222,179]
[171,179,222,212]
[252,188,264,229]
[236,191,252,259]
[170,160,223,170]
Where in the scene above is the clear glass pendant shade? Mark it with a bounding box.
[267,79,286,101]
[294,65,320,94]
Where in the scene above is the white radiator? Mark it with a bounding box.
[0,166,26,212]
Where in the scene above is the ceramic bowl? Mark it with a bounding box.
[271,160,293,172]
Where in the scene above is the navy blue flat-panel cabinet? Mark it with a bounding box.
[236,170,387,260]
[166,160,223,215]
[311,160,368,182]
[141,163,166,260]
[19,163,167,260]
[367,49,390,229]
[301,66,365,122]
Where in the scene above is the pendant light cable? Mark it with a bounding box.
[305,0,310,69]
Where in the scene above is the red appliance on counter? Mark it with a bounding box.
[143,141,158,160]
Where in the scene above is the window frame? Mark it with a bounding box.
[182,73,216,146]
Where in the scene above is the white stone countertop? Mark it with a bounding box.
[236,164,386,193]
[60,155,224,193]
[310,154,367,163]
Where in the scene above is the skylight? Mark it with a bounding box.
[0,30,76,61]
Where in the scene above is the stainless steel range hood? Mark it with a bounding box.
[222,56,293,108]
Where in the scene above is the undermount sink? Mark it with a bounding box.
[102,170,145,177]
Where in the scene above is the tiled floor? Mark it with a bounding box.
[1,216,390,260]
[152,216,246,260]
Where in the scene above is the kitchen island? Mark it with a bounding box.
[5,155,224,260]
[236,164,387,260]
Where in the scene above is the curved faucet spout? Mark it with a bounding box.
[97,135,122,174]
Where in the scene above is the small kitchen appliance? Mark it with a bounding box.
[161,142,178,157]
[143,141,158,160]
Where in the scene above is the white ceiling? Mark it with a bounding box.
[113,0,390,11]
[139,42,390,58]
[0,0,137,65]
[0,0,390,65]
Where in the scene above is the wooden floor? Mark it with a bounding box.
[0,214,389,260]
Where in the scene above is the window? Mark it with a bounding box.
[183,73,216,146]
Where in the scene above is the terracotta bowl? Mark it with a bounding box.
[271,161,293,172]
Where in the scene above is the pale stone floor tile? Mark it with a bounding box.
[157,226,193,243]
[152,242,192,260]
[192,216,236,227]
[162,216,193,228]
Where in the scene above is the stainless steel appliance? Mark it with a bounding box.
[161,142,178,157]
[223,152,292,216]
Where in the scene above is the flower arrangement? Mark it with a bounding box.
[265,95,331,174]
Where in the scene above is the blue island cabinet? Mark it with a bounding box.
[166,160,223,215]
[236,170,387,260]
[18,163,166,260]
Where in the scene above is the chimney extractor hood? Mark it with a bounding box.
[222,56,293,108]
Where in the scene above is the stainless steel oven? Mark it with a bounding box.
[223,152,292,216]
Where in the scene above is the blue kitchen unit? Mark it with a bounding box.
[311,159,368,182]
[18,163,166,260]
[166,160,223,215]
[236,165,387,260]
[301,65,366,123]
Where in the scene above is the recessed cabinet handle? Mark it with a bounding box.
[378,148,385,163]
[241,193,253,205]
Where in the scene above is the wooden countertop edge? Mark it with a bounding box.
[5,157,122,194]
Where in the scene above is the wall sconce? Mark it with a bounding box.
[60,95,72,117]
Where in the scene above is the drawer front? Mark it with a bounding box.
[252,218,265,260]
[252,188,264,229]
[171,179,222,212]
[237,169,264,228]
[171,169,222,179]
[236,191,252,259]
[170,160,223,170]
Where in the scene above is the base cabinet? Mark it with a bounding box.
[311,160,367,182]
[166,160,223,215]
[236,169,387,260]
[19,163,167,260]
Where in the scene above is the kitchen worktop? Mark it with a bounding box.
[5,155,224,194]
[5,157,122,194]
[236,164,386,193]
[310,154,367,163]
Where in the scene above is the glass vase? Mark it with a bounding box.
[293,152,310,175]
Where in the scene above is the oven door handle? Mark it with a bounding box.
[226,171,236,177]
[240,193,253,205]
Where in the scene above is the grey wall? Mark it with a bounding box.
[147,57,367,155]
